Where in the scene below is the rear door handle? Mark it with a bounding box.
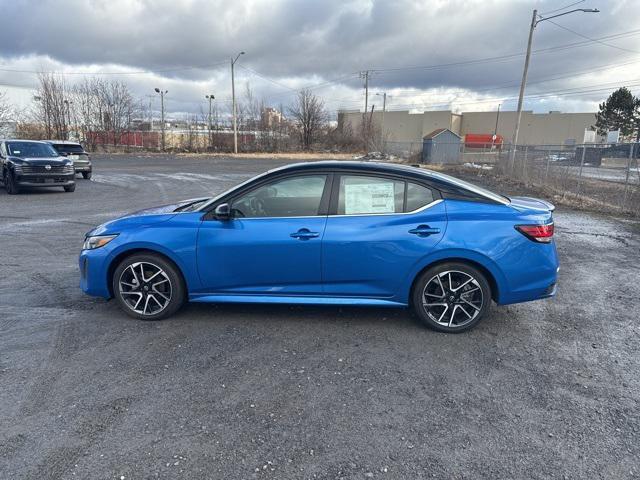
[408,225,441,237]
[290,228,320,240]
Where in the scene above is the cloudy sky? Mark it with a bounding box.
[1,0,639,119]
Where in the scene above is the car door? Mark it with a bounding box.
[196,173,331,295]
[322,173,447,298]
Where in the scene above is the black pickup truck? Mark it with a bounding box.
[0,139,76,194]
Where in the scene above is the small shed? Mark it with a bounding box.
[422,128,462,164]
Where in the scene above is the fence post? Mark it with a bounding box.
[622,142,635,209]
[577,145,587,193]
[544,151,551,184]
[522,145,528,183]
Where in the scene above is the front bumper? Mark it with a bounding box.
[79,247,112,298]
[16,174,75,187]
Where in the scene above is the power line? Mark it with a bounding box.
[540,0,586,16]
[544,19,640,54]
[0,60,230,76]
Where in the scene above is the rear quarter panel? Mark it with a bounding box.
[396,199,558,305]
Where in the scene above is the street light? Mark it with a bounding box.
[509,7,599,168]
[231,51,245,154]
[155,88,168,151]
[64,99,73,140]
[206,94,215,148]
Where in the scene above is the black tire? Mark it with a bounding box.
[112,253,186,321]
[63,183,76,192]
[4,170,19,195]
[412,262,491,333]
[82,172,92,180]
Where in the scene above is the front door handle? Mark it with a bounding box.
[408,225,441,237]
[290,228,320,240]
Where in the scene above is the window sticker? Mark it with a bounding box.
[344,182,395,214]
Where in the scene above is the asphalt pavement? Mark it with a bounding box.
[1,154,639,479]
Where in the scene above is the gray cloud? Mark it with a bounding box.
[0,0,638,115]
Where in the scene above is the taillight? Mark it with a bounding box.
[516,223,554,243]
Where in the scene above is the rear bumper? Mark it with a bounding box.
[73,164,92,172]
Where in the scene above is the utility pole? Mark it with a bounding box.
[231,51,245,154]
[492,103,501,149]
[510,7,599,166]
[376,92,387,151]
[360,71,370,116]
[154,88,168,151]
[206,94,215,149]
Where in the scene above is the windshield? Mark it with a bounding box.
[52,143,85,154]
[7,142,59,158]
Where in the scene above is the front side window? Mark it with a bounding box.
[231,175,327,218]
[337,175,404,215]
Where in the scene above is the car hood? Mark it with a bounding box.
[88,197,209,236]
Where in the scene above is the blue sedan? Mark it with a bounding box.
[80,161,558,332]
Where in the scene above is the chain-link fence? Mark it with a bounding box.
[496,143,640,215]
[404,140,640,216]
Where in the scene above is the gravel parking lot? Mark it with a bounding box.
[1,154,639,479]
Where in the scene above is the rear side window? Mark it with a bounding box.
[337,175,405,215]
[53,144,84,154]
[231,175,327,218]
[406,182,435,211]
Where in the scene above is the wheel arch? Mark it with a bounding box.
[408,255,503,305]
[106,247,188,299]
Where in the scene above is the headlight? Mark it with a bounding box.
[83,234,118,250]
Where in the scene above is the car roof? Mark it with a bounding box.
[2,139,49,144]
[199,160,509,210]
[42,140,82,145]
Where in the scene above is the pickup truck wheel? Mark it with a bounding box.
[63,183,76,192]
[82,172,92,180]
[4,171,19,195]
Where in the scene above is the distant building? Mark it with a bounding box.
[338,109,600,146]
[422,128,462,164]
[261,107,283,128]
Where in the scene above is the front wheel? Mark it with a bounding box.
[4,171,20,194]
[412,262,491,333]
[63,183,76,192]
[82,172,91,180]
[112,253,185,320]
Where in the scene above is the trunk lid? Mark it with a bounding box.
[509,196,555,212]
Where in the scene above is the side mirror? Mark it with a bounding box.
[214,203,231,220]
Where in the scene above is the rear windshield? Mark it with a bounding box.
[7,142,59,158]
[52,143,85,154]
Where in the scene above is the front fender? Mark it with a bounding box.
[104,239,201,294]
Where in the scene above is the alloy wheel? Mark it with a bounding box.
[118,261,172,316]
[422,270,484,328]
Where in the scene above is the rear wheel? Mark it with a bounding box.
[412,262,491,333]
[112,253,185,320]
[4,170,19,194]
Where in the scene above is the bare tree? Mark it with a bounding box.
[34,73,68,139]
[0,90,13,136]
[287,89,327,150]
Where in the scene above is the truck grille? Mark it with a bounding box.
[20,165,73,174]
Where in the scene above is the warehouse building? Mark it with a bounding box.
[338,109,600,146]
